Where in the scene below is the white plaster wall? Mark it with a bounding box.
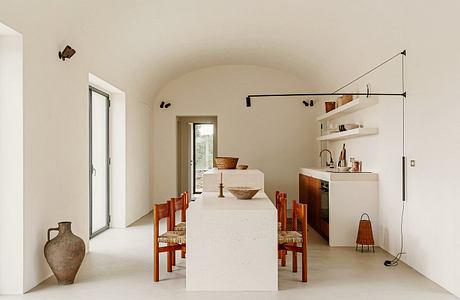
[322,3,460,296]
[152,65,320,205]
[0,5,152,292]
[0,32,23,294]
[126,98,151,225]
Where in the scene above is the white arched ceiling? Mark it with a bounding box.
[77,0,404,99]
[0,0,406,102]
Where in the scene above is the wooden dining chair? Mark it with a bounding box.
[278,200,308,282]
[172,191,188,232]
[275,191,287,266]
[153,201,186,282]
[170,193,189,264]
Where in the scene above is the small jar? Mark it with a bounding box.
[352,160,361,172]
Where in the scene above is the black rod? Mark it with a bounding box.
[248,92,405,98]
[332,50,406,94]
[245,92,406,107]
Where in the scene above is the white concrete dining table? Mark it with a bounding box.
[186,169,278,291]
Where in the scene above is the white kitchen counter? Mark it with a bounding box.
[186,191,277,291]
[202,168,264,192]
[300,167,379,247]
[300,167,378,182]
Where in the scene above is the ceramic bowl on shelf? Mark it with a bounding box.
[237,164,248,170]
[227,186,261,199]
[344,123,360,130]
[338,166,352,172]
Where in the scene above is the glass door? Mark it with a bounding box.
[192,123,214,194]
[89,86,110,238]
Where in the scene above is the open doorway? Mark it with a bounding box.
[89,86,110,238]
[177,116,217,197]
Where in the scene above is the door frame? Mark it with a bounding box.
[177,116,217,197]
[89,86,111,239]
[192,122,215,194]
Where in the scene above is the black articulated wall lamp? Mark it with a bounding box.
[160,101,171,109]
[245,50,407,107]
[58,45,76,61]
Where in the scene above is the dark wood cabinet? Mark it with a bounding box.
[299,174,328,242]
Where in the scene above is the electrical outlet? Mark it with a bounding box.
[410,160,416,167]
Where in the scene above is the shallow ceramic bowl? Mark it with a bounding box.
[237,164,248,170]
[344,123,360,130]
[338,166,352,172]
[227,186,261,199]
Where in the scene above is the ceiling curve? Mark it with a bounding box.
[1,0,408,102]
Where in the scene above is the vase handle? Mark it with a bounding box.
[47,227,59,242]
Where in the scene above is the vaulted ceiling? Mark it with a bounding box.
[0,0,443,102]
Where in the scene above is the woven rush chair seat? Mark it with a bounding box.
[278,230,303,244]
[174,222,186,232]
[158,231,186,244]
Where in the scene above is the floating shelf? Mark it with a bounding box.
[316,128,379,141]
[316,97,378,122]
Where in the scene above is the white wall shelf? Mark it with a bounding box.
[316,97,378,122]
[316,128,378,141]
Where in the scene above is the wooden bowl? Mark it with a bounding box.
[227,186,261,199]
[215,157,239,169]
[337,95,353,107]
[325,101,336,113]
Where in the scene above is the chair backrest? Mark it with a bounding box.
[171,191,189,224]
[183,191,189,210]
[275,191,287,231]
[170,197,183,226]
[292,200,308,241]
[154,201,171,239]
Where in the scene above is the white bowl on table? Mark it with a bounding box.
[227,186,261,199]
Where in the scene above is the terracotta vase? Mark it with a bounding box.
[44,222,85,285]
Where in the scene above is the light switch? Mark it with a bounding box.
[410,160,416,167]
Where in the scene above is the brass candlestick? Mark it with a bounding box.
[218,183,225,198]
[218,172,225,198]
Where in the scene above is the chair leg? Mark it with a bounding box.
[167,250,172,272]
[181,249,186,258]
[302,248,308,282]
[172,250,176,266]
[292,244,298,273]
[281,250,286,267]
[154,243,159,282]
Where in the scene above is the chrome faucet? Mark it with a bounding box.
[319,149,335,168]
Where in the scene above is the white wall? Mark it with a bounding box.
[320,5,460,296]
[126,98,151,225]
[0,5,152,292]
[0,27,23,294]
[152,65,319,205]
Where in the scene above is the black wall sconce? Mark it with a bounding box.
[58,45,76,61]
[302,99,314,107]
[160,101,171,109]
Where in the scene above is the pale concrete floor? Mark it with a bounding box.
[5,213,457,300]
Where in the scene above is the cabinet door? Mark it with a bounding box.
[299,174,309,205]
[310,177,322,231]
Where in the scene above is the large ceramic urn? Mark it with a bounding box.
[44,222,85,285]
